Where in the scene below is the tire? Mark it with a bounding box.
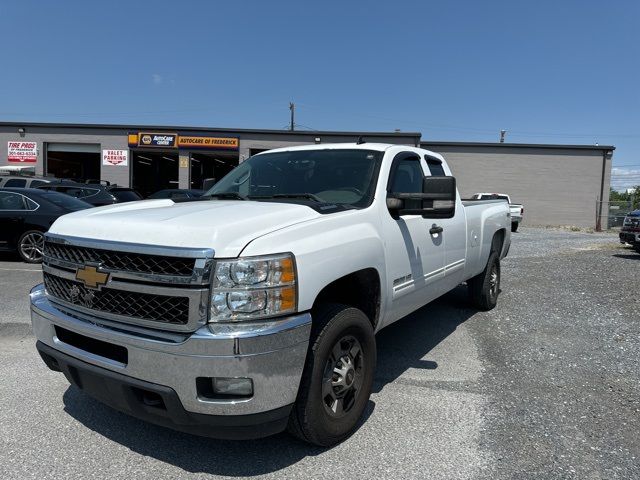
[288,304,376,446]
[17,230,45,263]
[468,251,500,311]
[511,222,519,232]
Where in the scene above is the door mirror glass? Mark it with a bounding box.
[388,176,456,218]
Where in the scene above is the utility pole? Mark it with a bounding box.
[289,102,295,131]
[500,130,506,143]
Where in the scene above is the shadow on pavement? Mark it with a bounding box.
[61,285,476,476]
[374,285,476,391]
[613,253,640,260]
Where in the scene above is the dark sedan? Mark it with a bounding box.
[0,188,91,263]
[37,181,143,206]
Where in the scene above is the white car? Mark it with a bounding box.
[31,143,511,446]
[472,193,523,232]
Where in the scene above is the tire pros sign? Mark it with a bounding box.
[7,141,38,163]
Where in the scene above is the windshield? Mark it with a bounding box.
[38,191,92,211]
[207,149,384,208]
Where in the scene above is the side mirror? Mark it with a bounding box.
[202,178,217,190]
[387,176,457,219]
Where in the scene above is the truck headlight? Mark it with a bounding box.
[209,253,297,322]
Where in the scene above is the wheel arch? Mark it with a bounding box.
[311,268,382,329]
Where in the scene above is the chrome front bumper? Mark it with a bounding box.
[30,284,312,417]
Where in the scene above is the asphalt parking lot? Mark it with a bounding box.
[0,228,638,480]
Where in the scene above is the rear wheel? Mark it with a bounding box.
[17,230,45,263]
[288,304,376,446]
[511,222,519,232]
[468,251,500,310]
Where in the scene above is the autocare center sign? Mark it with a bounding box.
[128,132,239,150]
[7,141,38,163]
[102,149,128,166]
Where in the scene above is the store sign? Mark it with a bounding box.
[7,141,38,163]
[133,132,178,148]
[128,133,238,150]
[102,149,128,166]
[177,136,239,150]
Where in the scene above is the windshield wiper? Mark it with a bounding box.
[205,192,248,200]
[270,193,325,202]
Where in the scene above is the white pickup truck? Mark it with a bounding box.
[31,143,511,446]
[471,193,523,232]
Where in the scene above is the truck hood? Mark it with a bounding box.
[49,199,322,257]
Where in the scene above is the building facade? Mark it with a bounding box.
[0,122,614,228]
[0,122,419,197]
[421,141,614,228]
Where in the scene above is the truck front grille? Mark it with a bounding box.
[44,272,189,325]
[44,241,195,277]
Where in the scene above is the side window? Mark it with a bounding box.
[389,159,423,194]
[25,197,39,210]
[4,178,27,187]
[426,158,445,177]
[29,180,47,188]
[0,192,27,210]
[388,155,424,212]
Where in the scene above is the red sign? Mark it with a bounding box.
[8,141,37,163]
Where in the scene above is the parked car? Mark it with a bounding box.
[0,188,91,263]
[0,174,54,189]
[619,209,640,253]
[147,189,204,200]
[37,181,142,206]
[471,193,523,232]
[31,143,511,446]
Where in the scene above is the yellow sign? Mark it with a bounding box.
[75,265,110,290]
[179,158,188,168]
[177,136,239,149]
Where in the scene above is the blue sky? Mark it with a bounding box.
[1,1,638,189]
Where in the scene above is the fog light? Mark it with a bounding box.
[213,377,253,396]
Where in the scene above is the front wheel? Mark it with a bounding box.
[511,221,519,232]
[288,304,376,446]
[17,230,45,263]
[468,251,500,310]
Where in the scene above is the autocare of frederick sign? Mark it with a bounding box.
[7,141,38,163]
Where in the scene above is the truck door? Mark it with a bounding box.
[381,152,447,323]
[425,156,467,290]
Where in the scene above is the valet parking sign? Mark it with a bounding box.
[8,141,38,163]
[102,149,128,166]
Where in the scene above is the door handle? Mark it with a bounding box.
[429,225,443,235]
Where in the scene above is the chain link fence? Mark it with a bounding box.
[597,200,636,229]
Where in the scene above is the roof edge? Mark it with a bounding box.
[421,140,615,151]
[0,120,420,138]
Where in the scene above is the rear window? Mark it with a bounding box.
[4,178,27,187]
[111,189,142,202]
[38,192,92,211]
